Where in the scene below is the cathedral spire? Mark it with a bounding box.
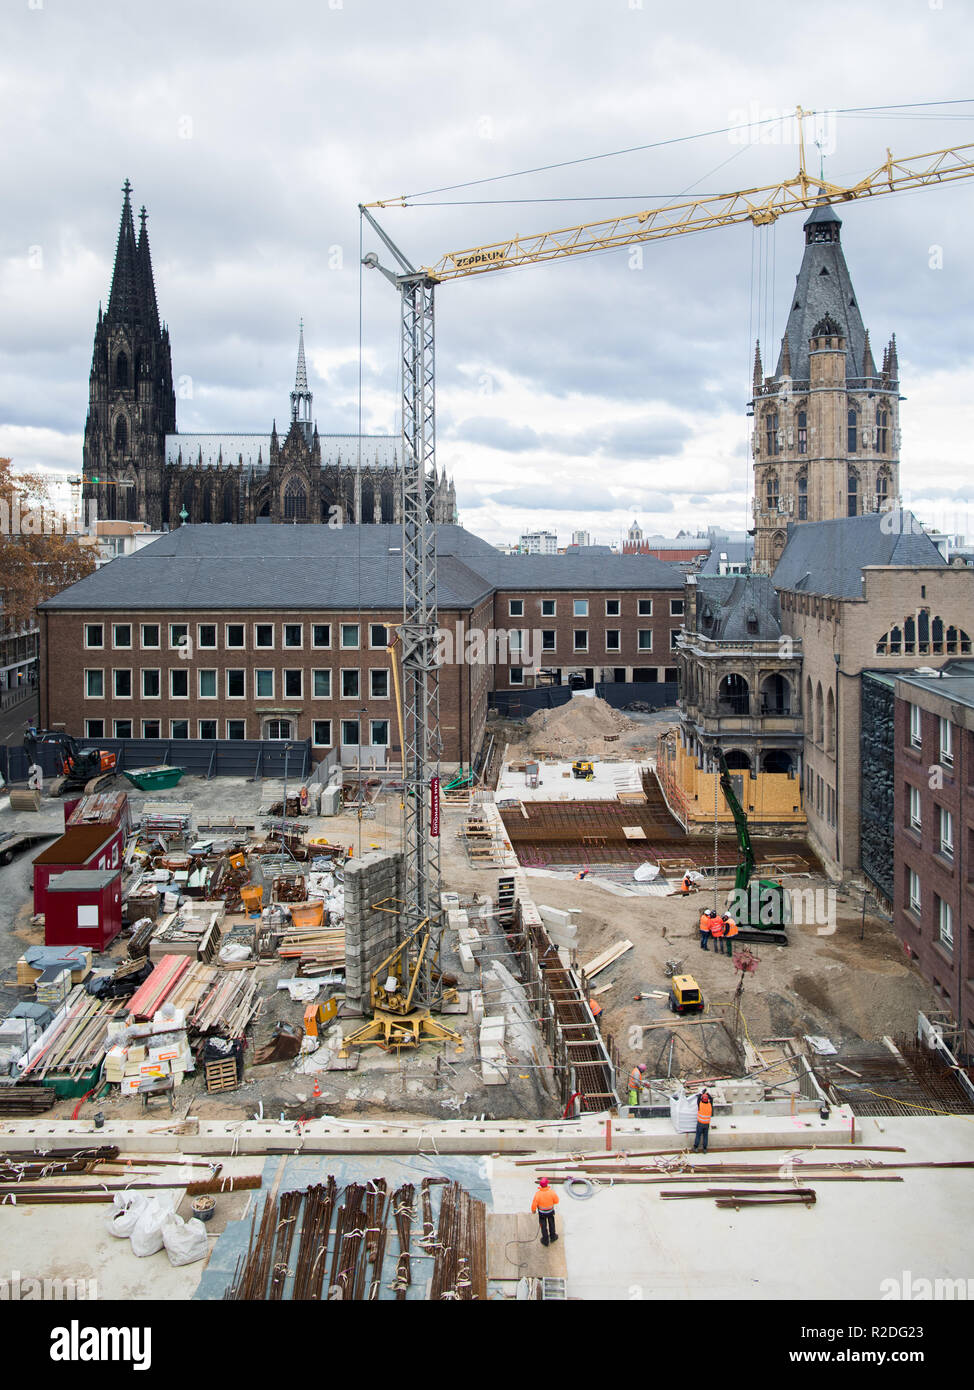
[753,340,763,391]
[290,319,313,444]
[136,204,161,337]
[107,178,140,324]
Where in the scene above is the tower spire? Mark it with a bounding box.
[107,178,140,323]
[753,340,763,391]
[290,319,313,443]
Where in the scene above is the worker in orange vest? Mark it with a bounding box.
[722,914,739,957]
[531,1176,559,1246]
[590,997,603,1028]
[681,872,693,896]
[692,1088,714,1152]
[628,1062,647,1107]
[709,913,725,953]
[699,908,717,949]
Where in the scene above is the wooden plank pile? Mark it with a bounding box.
[0,1086,57,1116]
[276,925,345,974]
[190,973,261,1038]
[166,962,219,1017]
[127,954,191,1020]
[149,908,221,963]
[581,939,634,979]
[18,990,125,1081]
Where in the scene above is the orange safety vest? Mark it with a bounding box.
[697,1096,713,1124]
[723,917,739,937]
[699,913,712,934]
[709,916,724,937]
[628,1067,644,1090]
[590,998,602,1018]
[532,1188,559,1212]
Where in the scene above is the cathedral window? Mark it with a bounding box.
[114,416,128,453]
[876,471,890,511]
[797,410,807,455]
[877,406,889,454]
[847,409,857,453]
[797,474,808,520]
[284,479,308,520]
[846,468,859,517]
[764,411,779,456]
[765,471,779,511]
[116,353,128,388]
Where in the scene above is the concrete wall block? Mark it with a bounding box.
[457,943,476,975]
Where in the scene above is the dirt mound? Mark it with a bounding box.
[523,697,639,759]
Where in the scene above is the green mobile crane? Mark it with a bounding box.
[714,748,789,945]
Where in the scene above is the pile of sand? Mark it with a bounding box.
[523,697,640,759]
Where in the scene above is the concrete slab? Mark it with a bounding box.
[497,759,645,803]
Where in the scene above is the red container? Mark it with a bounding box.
[33,825,124,918]
[44,869,122,951]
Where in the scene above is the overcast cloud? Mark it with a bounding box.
[1,0,972,545]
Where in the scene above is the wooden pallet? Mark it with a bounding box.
[204,1058,239,1094]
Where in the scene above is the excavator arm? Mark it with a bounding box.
[714,748,755,893]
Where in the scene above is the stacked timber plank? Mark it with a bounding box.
[166,962,219,1016]
[149,908,221,963]
[127,954,191,1020]
[580,939,634,979]
[17,990,124,1081]
[191,973,261,1038]
[276,926,345,974]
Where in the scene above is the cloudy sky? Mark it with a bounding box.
[1,0,972,545]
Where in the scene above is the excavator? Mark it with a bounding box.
[23,727,118,798]
[714,747,789,946]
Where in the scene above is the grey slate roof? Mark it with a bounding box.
[772,514,947,599]
[699,539,753,575]
[896,660,974,714]
[692,575,782,641]
[41,524,681,613]
[773,207,869,382]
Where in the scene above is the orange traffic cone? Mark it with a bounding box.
[312,1077,321,1099]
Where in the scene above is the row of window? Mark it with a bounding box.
[763,407,890,457]
[764,468,892,518]
[506,665,679,686]
[908,705,956,765]
[84,717,384,749]
[82,622,388,652]
[804,764,836,827]
[905,871,954,950]
[906,786,955,857]
[508,629,679,654]
[880,622,972,659]
[83,668,390,701]
[506,598,681,619]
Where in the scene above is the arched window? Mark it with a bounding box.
[797,473,808,520]
[114,416,127,453]
[222,487,236,524]
[815,683,824,746]
[876,470,890,511]
[764,411,779,457]
[875,619,971,657]
[805,676,814,735]
[765,471,779,511]
[847,468,859,517]
[283,479,307,520]
[762,751,793,775]
[847,409,858,453]
[116,352,129,388]
[718,674,750,716]
[725,750,752,771]
[877,406,889,454]
[932,617,944,653]
[826,688,835,753]
[797,409,808,455]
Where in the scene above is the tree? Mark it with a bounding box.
[0,459,96,632]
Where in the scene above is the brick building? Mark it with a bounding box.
[892,664,974,1031]
[39,524,682,767]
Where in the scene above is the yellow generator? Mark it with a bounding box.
[668,975,704,1016]
[572,760,595,780]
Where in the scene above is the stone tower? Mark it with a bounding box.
[751,205,900,573]
[83,181,175,527]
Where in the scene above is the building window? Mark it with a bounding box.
[908,784,921,832]
[638,631,653,651]
[508,629,525,655]
[113,669,132,699]
[84,669,104,699]
[198,669,217,698]
[114,719,132,739]
[312,720,332,747]
[509,667,524,685]
[542,630,556,651]
[85,719,104,738]
[313,670,332,699]
[797,409,807,455]
[226,624,245,649]
[227,670,245,699]
[341,719,360,746]
[313,624,331,648]
[255,669,274,699]
[939,717,954,766]
[141,624,160,648]
[797,474,808,520]
[638,599,653,616]
[370,669,389,699]
[937,897,954,950]
[664,667,679,683]
[341,623,360,649]
[573,600,589,618]
[876,472,889,511]
[341,669,360,699]
[284,624,302,648]
[370,624,388,648]
[670,599,684,617]
[199,719,217,740]
[283,480,307,520]
[284,670,302,699]
[541,600,556,617]
[909,703,922,748]
[606,630,621,651]
[170,720,189,740]
[573,630,588,652]
[846,468,858,517]
[142,669,160,699]
[255,624,274,648]
[170,669,188,699]
[197,624,217,649]
[765,472,779,511]
[939,807,954,858]
[670,630,681,650]
[509,600,524,617]
[908,869,921,916]
[764,411,779,456]
[84,624,104,649]
[226,720,246,739]
[877,407,889,454]
[847,410,858,453]
[370,719,390,746]
[169,624,188,649]
[605,599,620,617]
[113,623,131,648]
[264,719,293,740]
[141,720,160,739]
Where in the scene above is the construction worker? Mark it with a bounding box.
[699,908,717,949]
[709,912,725,953]
[531,1177,559,1246]
[589,997,603,1029]
[627,1062,647,1107]
[692,1088,714,1153]
[680,871,693,896]
[722,913,739,957]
